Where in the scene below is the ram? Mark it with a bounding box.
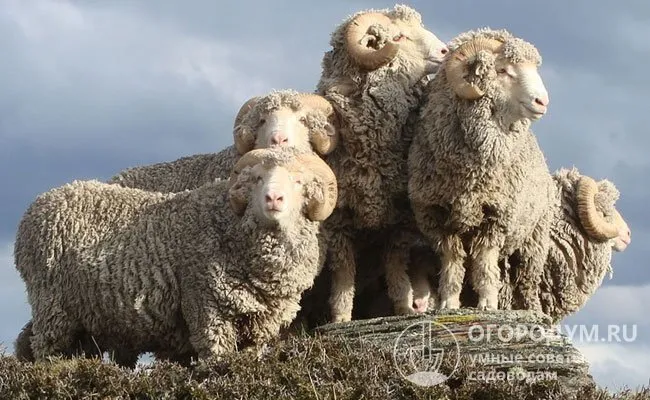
[14,148,337,366]
[405,169,632,323]
[316,4,448,322]
[519,168,631,322]
[408,28,554,311]
[108,90,338,192]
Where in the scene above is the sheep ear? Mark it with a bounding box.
[228,169,252,216]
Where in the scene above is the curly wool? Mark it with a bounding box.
[408,28,554,309]
[16,159,325,362]
[536,168,621,323]
[318,4,429,229]
[447,28,542,65]
[108,90,327,193]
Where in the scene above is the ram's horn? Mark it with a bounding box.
[445,37,504,100]
[297,93,339,155]
[345,12,400,70]
[576,176,620,241]
[294,154,338,221]
[233,96,261,154]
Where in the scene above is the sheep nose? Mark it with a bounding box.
[265,192,284,210]
[534,94,549,107]
[440,47,449,56]
[270,132,288,146]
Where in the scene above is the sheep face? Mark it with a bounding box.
[445,30,549,126]
[228,148,338,224]
[249,164,305,227]
[492,60,548,121]
[575,175,631,251]
[233,92,338,156]
[254,108,328,153]
[610,210,631,252]
[390,18,448,76]
[593,181,631,252]
[343,5,448,78]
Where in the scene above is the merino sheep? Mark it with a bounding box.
[404,168,631,323]
[408,28,554,312]
[108,90,338,192]
[520,168,631,322]
[14,90,341,364]
[15,147,337,365]
[316,4,449,322]
[406,168,632,322]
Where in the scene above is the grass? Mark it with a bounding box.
[1,333,649,400]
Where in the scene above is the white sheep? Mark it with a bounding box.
[514,168,631,321]
[315,4,449,322]
[404,168,632,323]
[408,28,554,311]
[108,90,338,192]
[14,147,337,365]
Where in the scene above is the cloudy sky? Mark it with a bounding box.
[0,0,647,391]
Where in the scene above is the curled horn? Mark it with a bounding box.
[297,93,339,155]
[227,148,273,215]
[576,176,620,241]
[233,96,261,155]
[445,37,504,100]
[294,154,338,221]
[345,12,400,71]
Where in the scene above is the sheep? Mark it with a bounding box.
[15,90,339,365]
[315,4,449,322]
[407,28,554,312]
[404,168,632,324]
[108,90,338,192]
[14,90,340,364]
[517,168,631,322]
[14,147,337,365]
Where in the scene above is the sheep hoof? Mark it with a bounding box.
[331,314,352,324]
[438,297,460,310]
[394,304,417,316]
[477,294,499,310]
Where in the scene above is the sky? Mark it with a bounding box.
[0,0,648,391]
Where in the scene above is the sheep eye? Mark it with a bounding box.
[497,68,508,74]
[299,116,307,124]
[256,176,263,183]
[259,118,266,125]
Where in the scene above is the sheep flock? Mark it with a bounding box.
[12,4,632,366]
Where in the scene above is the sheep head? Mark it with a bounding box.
[576,176,631,252]
[344,5,447,75]
[227,148,338,225]
[444,29,549,123]
[233,91,339,156]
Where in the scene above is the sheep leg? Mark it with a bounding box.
[410,263,434,313]
[328,233,357,323]
[438,236,466,310]
[470,246,502,310]
[512,222,550,312]
[384,243,415,315]
[182,293,238,359]
[29,300,79,360]
[14,320,35,362]
[188,317,237,360]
